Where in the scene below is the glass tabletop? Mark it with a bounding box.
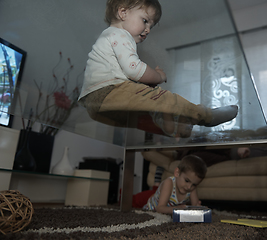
[1,0,266,149]
[0,168,111,181]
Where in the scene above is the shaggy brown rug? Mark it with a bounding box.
[1,206,266,239]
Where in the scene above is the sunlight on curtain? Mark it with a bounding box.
[200,36,240,131]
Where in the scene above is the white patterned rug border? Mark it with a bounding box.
[23,207,266,235]
[23,207,172,235]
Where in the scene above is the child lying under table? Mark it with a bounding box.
[132,155,207,215]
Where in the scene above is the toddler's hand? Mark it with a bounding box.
[175,204,187,210]
[155,66,167,84]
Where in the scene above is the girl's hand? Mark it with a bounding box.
[138,65,167,85]
[155,66,167,84]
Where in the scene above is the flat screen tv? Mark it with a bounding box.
[0,38,27,127]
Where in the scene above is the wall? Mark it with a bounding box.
[230,1,267,32]
[230,1,267,117]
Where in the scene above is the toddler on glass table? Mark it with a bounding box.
[78,0,238,138]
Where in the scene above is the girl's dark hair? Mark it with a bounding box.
[178,155,207,179]
[105,0,162,25]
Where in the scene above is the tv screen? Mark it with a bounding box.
[0,38,27,127]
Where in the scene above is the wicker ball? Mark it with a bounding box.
[0,190,34,235]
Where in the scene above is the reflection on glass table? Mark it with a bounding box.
[0,168,111,182]
[9,43,267,149]
[2,1,266,150]
[4,24,265,149]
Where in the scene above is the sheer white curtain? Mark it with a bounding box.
[168,45,202,105]
[167,32,267,131]
[200,36,241,130]
[168,36,241,131]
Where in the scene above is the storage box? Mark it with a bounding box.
[65,169,110,206]
[173,206,212,223]
[79,157,120,204]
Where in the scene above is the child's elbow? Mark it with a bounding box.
[155,205,167,214]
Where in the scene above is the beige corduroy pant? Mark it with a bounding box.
[82,81,212,135]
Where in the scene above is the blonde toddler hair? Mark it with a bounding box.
[105,0,162,25]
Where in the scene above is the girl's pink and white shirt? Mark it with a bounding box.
[78,27,147,101]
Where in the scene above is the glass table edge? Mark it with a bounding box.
[0,168,111,182]
[125,139,267,151]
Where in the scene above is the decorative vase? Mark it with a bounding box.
[13,128,36,171]
[51,146,74,175]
